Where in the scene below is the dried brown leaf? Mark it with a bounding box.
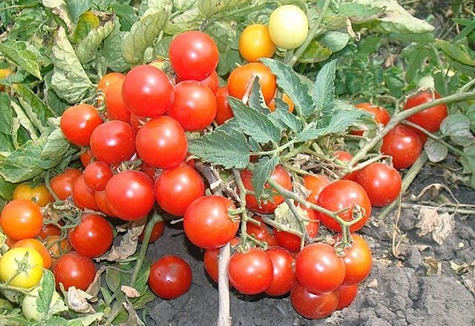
[415,207,455,244]
[67,287,96,313]
[121,285,141,298]
[422,256,442,276]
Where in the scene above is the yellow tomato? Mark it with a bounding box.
[239,24,276,62]
[0,247,44,288]
[13,183,52,207]
[268,5,309,50]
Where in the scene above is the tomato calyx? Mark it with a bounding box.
[5,251,42,286]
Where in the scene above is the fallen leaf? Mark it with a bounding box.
[415,207,455,244]
[67,287,96,313]
[121,285,141,298]
[422,256,442,276]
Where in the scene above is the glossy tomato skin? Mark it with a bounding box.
[404,90,448,133]
[53,251,96,291]
[265,247,296,296]
[154,164,205,216]
[135,116,188,169]
[83,161,113,191]
[60,104,103,147]
[183,195,239,249]
[353,162,402,207]
[13,183,52,207]
[241,165,292,214]
[71,175,100,211]
[381,124,423,170]
[49,168,82,200]
[303,174,331,205]
[290,283,339,320]
[336,283,359,310]
[214,86,234,125]
[11,238,52,269]
[228,248,274,295]
[105,170,155,221]
[273,207,319,252]
[353,102,391,135]
[148,255,192,300]
[333,150,357,180]
[0,247,44,288]
[104,77,131,122]
[337,234,372,285]
[0,199,43,241]
[169,31,219,81]
[122,64,174,117]
[268,5,309,50]
[246,216,278,247]
[68,214,114,258]
[317,180,371,232]
[138,221,165,243]
[228,62,276,104]
[97,72,125,94]
[295,242,345,294]
[168,80,217,131]
[90,120,136,165]
[238,23,276,62]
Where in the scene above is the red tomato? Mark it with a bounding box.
[295,243,345,294]
[228,62,276,104]
[246,216,278,247]
[336,234,372,285]
[169,31,219,81]
[68,214,114,258]
[90,120,136,165]
[381,124,422,170]
[214,85,234,125]
[154,164,205,216]
[11,238,52,269]
[290,283,339,319]
[333,150,357,180]
[104,77,131,122]
[203,237,240,283]
[198,70,219,94]
[80,148,94,167]
[183,195,239,249]
[148,255,192,300]
[404,90,448,133]
[138,221,165,243]
[336,283,359,310]
[53,251,96,291]
[273,207,319,252]
[49,168,82,200]
[122,64,174,117]
[71,175,100,211]
[241,165,292,214]
[83,161,113,191]
[105,170,155,221]
[94,190,116,217]
[168,80,217,131]
[0,199,43,241]
[97,72,125,93]
[60,104,103,147]
[265,247,296,296]
[316,180,371,232]
[37,223,61,240]
[228,248,274,295]
[352,102,391,135]
[303,174,331,205]
[353,162,402,207]
[135,116,188,169]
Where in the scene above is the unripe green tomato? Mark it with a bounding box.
[268,5,309,50]
[22,286,63,321]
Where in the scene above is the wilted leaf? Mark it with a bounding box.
[424,138,448,163]
[66,287,96,313]
[100,222,144,261]
[121,286,141,298]
[422,256,442,276]
[416,207,455,244]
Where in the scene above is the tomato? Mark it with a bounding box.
[404,90,448,133]
[241,165,292,214]
[183,195,239,249]
[381,124,423,170]
[268,93,295,113]
[60,104,103,147]
[295,242,345,294]
[122,64,174,117]
[169,31,219,81]
[22,285,64,321]
[68,214,113,258]
[80,148,94,167]
[333,150,357,180]
[290,283,339,319]
[138,221,165,243]
[53,251,96,291]
[83,161,113,191]
[154,164,205,216]
[197,70,219,94]
[352,102,391,135]
[168,80,217,131]
[90,120,136,165]
[37,223,61,240]
[214,85,234,125]
[104,77,132,122]
[246,216,278,247]
[0,247,43,288]
[148,255,192,300]
[0,67,13,92]
[353,162,402,207]
[303,174,331,205]
[336,234,372,285]
[71,175,100,211]
[13,182,52,207]
[265,247,296,296]
[43,235,72,267]
[135,116,188,169]
[203,237,240,283]
[94,190,116,217]
[49,168,82,200]
[238,23,276,62]
[105,170,155,221]
[228,247,274,295]
[12,238,52,269]
[268,5,309,50]
[0,199,43,241]
[228,62,276,104]
[97,72,125,93]
[273,207,319,252]
[336,284,359,310]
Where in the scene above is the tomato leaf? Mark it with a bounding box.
[14,84,55,127]
[461,145,475,188]
[188,128,250,169]
[0,93,12,135]
[270,105,303,133]
[76,21,114,64]
[101,19,131,73]
[67,0,92,24]
[164,7,202,35]
[440,114,475,147]
[0,40,43,79]
[437,40,475,68]
[198,0,255,19]
[0,175,16,202]
[111,3,137,32]
[252,156,278,200]
[11,101,39,141]
[424,138,448,163]
[313,59,337,115]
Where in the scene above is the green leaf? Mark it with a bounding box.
[101,18,131,72]
[436,39,475,68]
[14,83,55,128]
[188,129,250,169]
[440,114,475,146]
[298,40,332,64]
[313,59,337,115]
[11,101,39,141]
[198,0,254,18]
[66,0,92,23]
[0,93,12,135]
[0,40,42,79]
[111,3,137,31]
[319,31,350,52]
[41,128,71,159]
[132,259,151,294]
[76,21,114,64]
[269,105,303,133]
[424,138,448,163]
[122,8,170,64]
[461,144,475,188]
[252,156,278,200]
[164,7,202,35]
[0,175,16,201]
[248,76,270,115]
[228,96,281,144]
[36,270,55,315]
[260,58,315,117]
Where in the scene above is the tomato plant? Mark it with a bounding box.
[148,255,192,300]
[336,284,359,310]
[138,221,165,243]
[104,77,131,122]
[0,199,44,241]
[214,85,234,125]
[11,238,52,269]
[264,247,296,296]
[83,161,113,191]
[71,174,100,211]
[0,247,44,288]
[49,168,82,201]
[246,216,278,247]
[68,214,114,258]
[336,234,372,285]
[53,251,96,291]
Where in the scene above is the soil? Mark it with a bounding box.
[144,159,475,326]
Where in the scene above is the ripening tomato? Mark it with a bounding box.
[53,251,96,291]
[241,165,292,214]
[381,124,423,170]
[13,182,52,207]
[295,242,345,294]
[265,247,296,296]
[43,235,72,266]
[168,80,217,131]
[169,31,219,81]
[148,255,192,300]
[154,164,205,216]
[135,116,188,169]
[68,214,114,258]
[11,238,52,269]
[214,85,234,125]
[228,62,276,104]
[104,77,132,122]
[290,283,339,319]
[228,248,274,295]
[353,162,402,207]
[238,24,276,62]
[316,180,371,232]
[71,175,100,211]
[122,64,174,118]
[60,104,103,147]
[404,90,448,133]
[268,5,309,50]
[83,161,113,191]
[0,199,44,241]
[49,168,82,200]
[183,195,239,249]
[336,234,372,285]
[336,283,359,310]
[0,247,44,288]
